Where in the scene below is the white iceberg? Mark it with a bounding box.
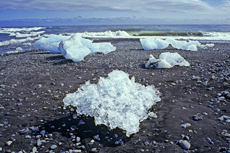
[63,70,161,137]
[145,52,190,69]
[140,38,214,51]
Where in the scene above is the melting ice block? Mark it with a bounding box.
[34,33,116,62]
[63,70,161,137]
[59,34,116,62]
[140,38,214,51]
[140,38,169,50]
[158,52,190,67]
[145,52,190,69]
[34,34,71,53]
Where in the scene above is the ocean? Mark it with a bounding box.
[1,24,230,54]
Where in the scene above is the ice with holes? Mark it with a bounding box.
[63,70,161,137]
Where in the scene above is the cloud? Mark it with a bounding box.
[0,0,217,13]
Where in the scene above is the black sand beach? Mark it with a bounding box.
[1,38,230,153]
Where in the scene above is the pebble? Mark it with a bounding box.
[219,147,227,152]
[25,135,31,139]
[76,136,81,142]
[180,140,191,150]
[6,141,13,146]
[40,130,46,137]
[32,147,37,153]
[193,115,202,121]
[148,112,157,119]
[72,149,81,153]
[144,141,149,145]
[50,144,57,150]
[37,139,42,146]
[181,123,191,128]
[206,137,214,144]
[91,148,97,152]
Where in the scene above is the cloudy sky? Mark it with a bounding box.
[0,0,230,24]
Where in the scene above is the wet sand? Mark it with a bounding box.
[1,38,230,153]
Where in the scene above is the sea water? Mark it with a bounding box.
[1,24,230,54]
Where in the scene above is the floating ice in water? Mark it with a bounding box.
[63,70,161,137]
[34,33,116,62]
[34,34,71,53]
[145,52,190,69]
[140,38,214,51]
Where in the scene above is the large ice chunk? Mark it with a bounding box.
[63,70,161,137]
[58,34,116,62]
[159,52,190,67]
[140,38,214,51]
[58,34,91,62]
[34,33,116,62]
[34,34,71,53]
[145,52,190,69]
[140,38,169,50]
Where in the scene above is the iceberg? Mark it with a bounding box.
[63,70,161,137]
[145,52,190,69]
[140,38,214,51]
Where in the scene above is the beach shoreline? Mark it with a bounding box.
[1,38,230,152]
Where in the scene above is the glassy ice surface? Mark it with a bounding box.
[63,70,161,136]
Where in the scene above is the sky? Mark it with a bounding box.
[0,0,230,25]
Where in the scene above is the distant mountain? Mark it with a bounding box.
[0,17,227,27]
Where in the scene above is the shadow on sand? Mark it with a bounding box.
[46,55,74,65]
[38,113,131,147]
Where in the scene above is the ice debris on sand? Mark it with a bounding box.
[63,70,161,137]
[145,52,190,69]
[59,34,116,62]
[140,38,214,51]
[34,33,116,62]
[34,34,71,54]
